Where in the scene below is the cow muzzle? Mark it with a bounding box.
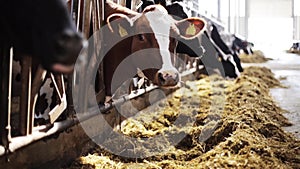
[52,29,85,73]
[157,70,180,87]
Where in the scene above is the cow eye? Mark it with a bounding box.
[138,34,145,41]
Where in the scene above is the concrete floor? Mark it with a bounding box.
[243,49,300,139]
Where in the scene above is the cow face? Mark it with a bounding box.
[107,5,205,89]
[1,0,83,73]
[32,0,84,73]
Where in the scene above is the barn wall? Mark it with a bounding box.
[293,0,300,40]
[295,16,300,40]
[247,0,294,49]
[248,0,292,17]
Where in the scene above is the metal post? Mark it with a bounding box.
[228,0,231,32]
[82,0,92,38]
[217,0,221,20]
[245,0,249,39]
[30,66,47,128]
[292,0,295,40]
[126,0,131,9]
[20,56,32,136]
[0,46,12,148]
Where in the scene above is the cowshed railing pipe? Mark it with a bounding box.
[0,46,12,151]
[0,65,196,157]
[0,0,201,158]
[19,56,32,136]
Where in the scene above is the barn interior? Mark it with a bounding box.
[0,0,300,168]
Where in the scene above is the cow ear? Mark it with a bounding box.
[107,13,134,38]
[176,17,206,39]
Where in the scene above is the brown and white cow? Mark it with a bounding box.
[103,1,206,97]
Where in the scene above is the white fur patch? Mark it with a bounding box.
[145,8,175,71]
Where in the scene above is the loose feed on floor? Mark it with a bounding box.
[239,50,271,63]
[65,66,300,169]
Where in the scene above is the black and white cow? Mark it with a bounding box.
[0,0,84,73]
[232,35,254,55]
[197,30,237,78]
[289,42,300,52]
[162,1,241,78]
[210,24,243,73]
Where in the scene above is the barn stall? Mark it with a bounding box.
[0,0,300,169]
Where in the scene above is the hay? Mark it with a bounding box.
[241,66,285,88]
[286,49,300,55]
[66,66,300,169]
[239,50,271,63]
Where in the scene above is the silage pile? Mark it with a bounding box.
[239,50,271,63]
[66,66,300,169]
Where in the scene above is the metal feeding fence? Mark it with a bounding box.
[0,0,202,166]
[0,0,106,157]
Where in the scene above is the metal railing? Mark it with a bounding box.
[0,0,203,157]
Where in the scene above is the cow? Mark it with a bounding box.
[289,42,300,53]
[0,0,84,74]
[137,0,204,58]
[10,60,66,126]
[197,30,237,78]
[34,77,55,125]
[165,0,204,58]
[209,24,243,73]
[153,1,241,78]
[103,1,206,97]
[232,35,254,55]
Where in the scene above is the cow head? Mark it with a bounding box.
[33,0,84,73]
[107,5,205,89]
[2,0,83,74]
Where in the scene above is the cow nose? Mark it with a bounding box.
[58,29,83,46]
[52,30,84,73]
[56,29,84,60]
[62,29,82,40]
[158,70,180,86]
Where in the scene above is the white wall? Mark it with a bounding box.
[247,0,293,50]
[249,0,292,17]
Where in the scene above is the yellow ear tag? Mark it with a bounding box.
[186,23,196,36]
[118,24,128,37]
[218,56,222,62]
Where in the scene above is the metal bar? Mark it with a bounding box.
[228,0,231,32]
[49,74,67,124]
[76,0,93,114]
[82,0,92,37]
[20,56,32,136]
[50,74,62,100]
[29,66,47,131]
[126,0,131,9]
[217,0,221,20]
[0,67,196,156]
[66,74,75,118]
[2,118,76,155]
[245,0,249,39]
[7,48,13,142]
[0,46,11,149]
[76,0,82,31]
[49,94,67,124]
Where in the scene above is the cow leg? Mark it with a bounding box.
[232,53,243,72]
[249,47,254,55]
[243,48,249,55]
